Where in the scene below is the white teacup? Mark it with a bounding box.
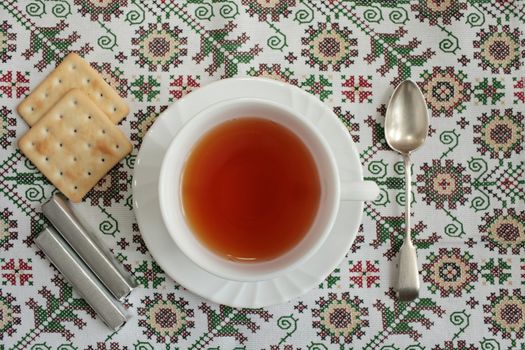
[159,98,379,282]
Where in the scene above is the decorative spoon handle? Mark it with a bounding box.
[397,155,420,301]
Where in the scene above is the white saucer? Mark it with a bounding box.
[132,77,363,308]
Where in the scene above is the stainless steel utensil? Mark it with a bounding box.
[35,227,128,330]
[384,79,429,301]
[42,193,137,300]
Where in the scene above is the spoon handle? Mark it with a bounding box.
[397,155,420,301]
[403,155,412,245]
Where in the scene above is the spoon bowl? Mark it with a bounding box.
[385,80,429,155]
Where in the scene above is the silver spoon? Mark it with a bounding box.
[384,79,429,301]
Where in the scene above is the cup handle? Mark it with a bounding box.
[341,181,380,201]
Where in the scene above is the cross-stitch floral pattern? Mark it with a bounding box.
[241,0,296,22]
[411,0,467,25]
[333,106,359,142]
[480,208,525,255]
[0,105,16,149]
[349,260,380,288]
[0,290,21,340]
[422,248,478,297]
[168,75,200,101]
[472,77,505,105]
[419,66,471,117]
[0,71,30,99]
[0,20,16,63]
[138,293,195,344]
[302,22,358,71]
[312,292,369,345]
[134,260,166,289]
[473,109,524,159]
[342,75,373,103]
[74,0,127,22]
[416,159,471,210]
[91,62,129,98]
[513,77,525,104]
[0,0,523,348]
[484,289,525,346]
[480,258,512,285]
[86,163,129,207]
[129,105,168,147]
[300,75,333,101]
[130,75,160,102]
[474,24,524,74]
[132,22,187,72]
[0,258,33,286]
[0,207,17,252]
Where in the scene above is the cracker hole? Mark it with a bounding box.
[58,114,63,120]
[101,129,106,135]
[73,128,77,133]
[44,92,49,98]
[30,106,34,111]
[86,78,91,84]
[59,171,63,176]
[57,78,62,84]
[59,143,63,148]
[73,157,77,162]
[99,93,104,98]
[87,171,92,176]
[71,65,76,70]
[87,115,92,120]
[45,157,49,162]
[74,186,78,190]
[87,143,91,148]
[101,158,105,162]
[73,100,78,105]
[115,144,120,149]
[113,107,117,112]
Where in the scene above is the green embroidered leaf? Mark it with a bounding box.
[193,22,262,78]
[21,20,92,71]
[364,27,434,85]
[25,276,96,340]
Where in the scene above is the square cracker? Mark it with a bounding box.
[17,53,129,126]
[18,89,132,202]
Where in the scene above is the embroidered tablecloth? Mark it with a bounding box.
[1,1,524,349]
